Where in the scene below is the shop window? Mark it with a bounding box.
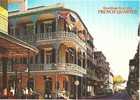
[45,78,52,94]
[27,78,35,90]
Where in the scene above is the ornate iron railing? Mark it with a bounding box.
[29,63,86,74]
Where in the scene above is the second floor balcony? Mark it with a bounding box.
[15,31,86,49]
[29,63,86,76]
[36,31,86,47]
[0,63,87,77]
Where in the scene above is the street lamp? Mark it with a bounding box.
[74,80,79,100]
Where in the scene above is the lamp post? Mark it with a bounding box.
[74,80,79,100]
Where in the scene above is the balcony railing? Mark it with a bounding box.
[29,63,86,75]
[87,68,100,81]
[36,31,86,47]
[16,34,35,44]
[14,31,86,47]
[0,63,86,76]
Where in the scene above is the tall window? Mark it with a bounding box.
[66,48,74,64]
[46,54,52,64]
[58,18,67,31]
[44,23,52,33]
[26,23,34,34]
[46,50,53,64]
[43,20,55,33]
[9,27,15,36]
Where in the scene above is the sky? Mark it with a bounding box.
[8,0,140,81]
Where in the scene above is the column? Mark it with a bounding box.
[2,57,8,95]
[44,49,46,64]
[85,52,88,69]
[75,47,79,65]
[55,16,58,32]
[81,51,83,67]
[80,77,83,97]
[53,44,60,63]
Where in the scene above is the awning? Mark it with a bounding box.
[0,32,38,58]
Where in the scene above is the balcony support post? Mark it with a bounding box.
[53,44,60,63]
[85,53,88,69]
[81,51,84,68]
[75,47,79,65]
[44,49,46,65]
[2,57,8,96]
[55,16,58,32]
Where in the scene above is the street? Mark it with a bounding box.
[81,93,132,100]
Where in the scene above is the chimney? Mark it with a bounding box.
[20,0,28,11]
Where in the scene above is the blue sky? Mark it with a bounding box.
[8,0,139,81]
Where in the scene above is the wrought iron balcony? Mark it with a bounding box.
[36,31,86,47]
[29,63,87,76]
[0,63,86,77]
[86,68,100,81]
[15,31,86,48]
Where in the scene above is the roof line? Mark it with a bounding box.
[9,6,92,41]
[0,32,39,53]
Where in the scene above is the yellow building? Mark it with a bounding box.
[0,0,8,33]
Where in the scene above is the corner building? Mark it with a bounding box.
[8,4,95,98]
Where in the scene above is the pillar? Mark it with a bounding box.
[81,51,83,68]
[75,47,79,65]
[44,49,46,64]
[2,57,8,94]
[53,44,60,63]
[80,77,83,97]
[85,52,88,69]
[55,16,58,32]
